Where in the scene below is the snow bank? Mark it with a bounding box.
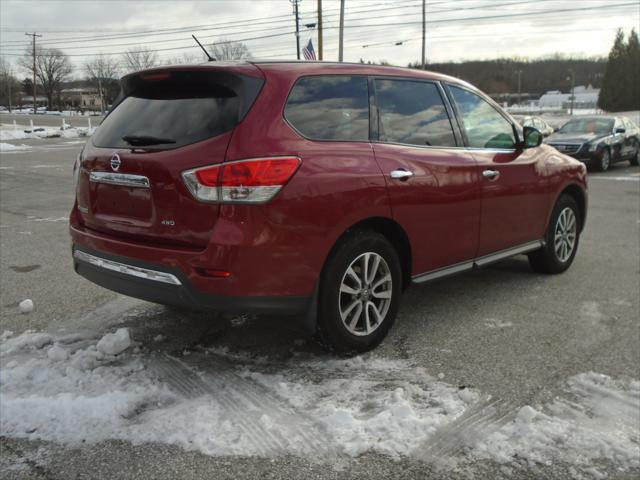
[0,143,30,152]
[0,125,95,141]
[1,328,638,476]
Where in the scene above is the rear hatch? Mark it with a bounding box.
[75,65,264,249]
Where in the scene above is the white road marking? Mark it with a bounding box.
[590,176,640,182]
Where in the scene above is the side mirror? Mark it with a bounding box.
[522,126,542,148]
[615,127,626,134]
[554,127,560,132]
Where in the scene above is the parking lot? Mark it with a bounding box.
[1,131,639,479]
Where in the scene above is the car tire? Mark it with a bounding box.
[528,195,581,274]
[630,143,639,166]
[317,230,402,353]
[594,148,611,172]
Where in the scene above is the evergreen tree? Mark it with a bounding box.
[598,29,627,111]
[626,29,640,110]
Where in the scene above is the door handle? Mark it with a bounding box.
[482,169,500,181]
[390,169,414,180]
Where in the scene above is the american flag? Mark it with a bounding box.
[302,38,316,60]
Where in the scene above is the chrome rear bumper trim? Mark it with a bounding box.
[89,172,150,188]
[73,250,182,285]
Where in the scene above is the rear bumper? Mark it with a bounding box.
[72,245,311,315]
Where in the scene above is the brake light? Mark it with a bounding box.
[182,157,301,203]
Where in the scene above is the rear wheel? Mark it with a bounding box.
[528,195,581,274]
[317,231,402,352]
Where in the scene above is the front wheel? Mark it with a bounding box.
[528,195,581,274]
[630,143,639,166]
[317,231,402,352]
[594,148,611,172]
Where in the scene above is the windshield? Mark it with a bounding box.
[558,118,614,135]
[93,71,243,150]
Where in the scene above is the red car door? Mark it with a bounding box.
[371,78,481,275]
[447,85,550,256]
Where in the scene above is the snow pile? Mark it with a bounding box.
[0,329,469,457]
[472,372,640,475]
[0,142,30,152]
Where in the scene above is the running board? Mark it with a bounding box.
[412,240,544,284]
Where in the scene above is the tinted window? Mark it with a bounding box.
[375,79,456,147]
[93,71,250,150]
[449,86,516,149]
[558,118,614,135]
[285,76,369,141]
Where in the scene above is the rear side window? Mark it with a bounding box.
[93,70,261,149]
[449,86,516,149]
[375,79,456,147]
[285,76,369,141]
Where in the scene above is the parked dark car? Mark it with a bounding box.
[545,116,640,171]
[70,61,588,351]
[513,115,554,137]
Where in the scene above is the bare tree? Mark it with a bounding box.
[122,47,159,73]
[18,47,72,110]
[84,54,120,113]
[164,52,199,65]
[0,56,20,111]
[210,40,252,61]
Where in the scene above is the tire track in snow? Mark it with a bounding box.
[151,354,337,456]
[414,396,517,464]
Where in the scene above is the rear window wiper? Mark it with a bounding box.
[122,135,176,146]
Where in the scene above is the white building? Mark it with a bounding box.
[538,85,600,109]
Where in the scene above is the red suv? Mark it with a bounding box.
[70,62,587,351]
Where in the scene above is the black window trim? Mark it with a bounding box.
[282,73,373,144]
[443,82,522,152]
[368,75,464,150]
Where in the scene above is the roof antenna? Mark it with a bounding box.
[192,34,216,62]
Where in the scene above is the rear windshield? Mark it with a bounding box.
[93,70,260,149]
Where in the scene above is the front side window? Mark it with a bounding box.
[449,86,516,149]
[284,76,369,141]
[375,79,456,147]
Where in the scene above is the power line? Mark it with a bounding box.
[1,1,635,59]
[1,0,627,55]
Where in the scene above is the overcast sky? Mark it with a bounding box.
[1,0,638,76]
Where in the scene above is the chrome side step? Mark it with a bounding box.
[412,240,543,284]
[73,249,182,285]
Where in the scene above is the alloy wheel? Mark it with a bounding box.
[339,252,393,336]
[554,207,577,262]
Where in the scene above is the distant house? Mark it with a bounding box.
[60,88,102,110]
[538,85,600,109]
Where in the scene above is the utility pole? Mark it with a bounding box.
[516,69,522,106]
[7,68,12,113]
[421,0,426,69]
[338,0,345,62]
[25,32,42,114]
[568,68,575,115]
[317,0,323,60]
[290,0,301,60]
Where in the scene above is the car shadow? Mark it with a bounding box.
[114,255,538,362]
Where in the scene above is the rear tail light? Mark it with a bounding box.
[182,157,301,203]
